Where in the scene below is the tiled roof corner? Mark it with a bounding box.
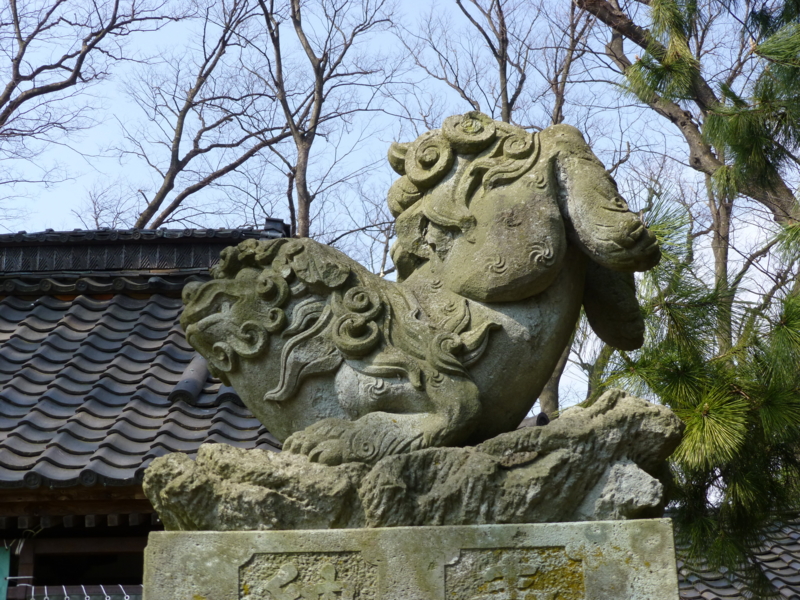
[0,227,286,488]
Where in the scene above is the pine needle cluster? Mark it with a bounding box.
[704,4,800,193]
[625,0,701,102]
[602,201,800,596]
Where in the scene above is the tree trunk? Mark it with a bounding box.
[538,341,571,415]
[294,144,312,237]
[707,175,733,355]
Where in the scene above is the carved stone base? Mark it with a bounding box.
[142,520,680,600]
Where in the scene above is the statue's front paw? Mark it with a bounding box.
[283,417,405,465]
[283,419,353,466]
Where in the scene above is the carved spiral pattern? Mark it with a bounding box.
[332,315,380,357]
[427,332,466,377]
[256,271,289,306]
[442,112,497,154]
[528,241,556,267]
[349,433,379,461]
[343,287,381,316]
[210,341,237,373]
[364,377,389,400]
[444,300,459,314]
[435,332,462,356]
[231,321,268,358]
[428,371,445,387]
[503,132,535,159]
[264,307,287,333]
[330,286,383,357]
[486,256,509,274]
[405,132,455,190]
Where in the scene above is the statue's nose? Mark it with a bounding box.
[182,281,203,304]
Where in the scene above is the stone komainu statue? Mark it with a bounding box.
[181,113,660,465]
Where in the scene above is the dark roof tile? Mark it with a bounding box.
[152,420,209,442]
[0,386,39,409]
[0,448,39,470]
[47,433,100,456]
[2,435,46,458]
[39,446,98,469]
[115,406,169,429]
[149,436,208,454]
[211,408,262,431]
[59,417,114,437]
[4,337,41,355]
[99,434,155,456]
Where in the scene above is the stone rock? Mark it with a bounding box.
[144,389,684,531]
[145,447,368,532]
[176,112,662,467]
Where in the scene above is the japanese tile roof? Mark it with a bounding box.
[0,227,285,489]
[677,518,800,599]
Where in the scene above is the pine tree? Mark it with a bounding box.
[600,198,800,596]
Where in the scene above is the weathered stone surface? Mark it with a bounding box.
[142,520,681,600]
[176,112,662,468]
[144,447,368,531]
[144,389,683,531]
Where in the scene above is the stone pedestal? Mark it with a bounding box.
[143,519,679,600]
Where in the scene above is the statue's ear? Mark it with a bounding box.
[273,240,351,291]
[388,142,409,175]
[541,124,660,272]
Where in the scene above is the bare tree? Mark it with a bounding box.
[0,0,186,202]
[535,1,593,126]
[250,0,398,237]
[322,173,396,275]
[71,178,139,229]
[397,0,592,128]
[116,0,291,229]
[399,0,535,124]
[117,0,399,239]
